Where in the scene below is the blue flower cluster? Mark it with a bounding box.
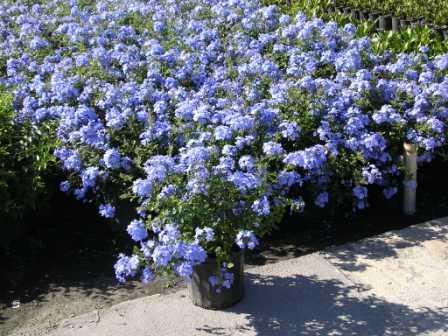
[3,0,448,285]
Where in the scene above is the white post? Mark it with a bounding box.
[403,142,417,216]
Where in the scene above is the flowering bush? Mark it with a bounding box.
[2,0,448,288]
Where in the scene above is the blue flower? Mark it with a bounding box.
[208,275,220,287]
[263,141,284,156]
[434,55,448,70]
[362,165,382,184]
[228,171,260,193]
[63,153,82,171]
[195,227,215,242]
[214,126,232,141]
[277,171,302,189]
[59,181,70,192]
[159,184,177,199]
[283,145,327,171]
[127,220,148,241]
[74,188,86,200]
[141,267,155,284]
[279,121,300,140]
[114,254,139,283]
[182,243,207,264]
[104,148,121,169]
[251,196,270,216]
[238,155,255,171]
[152,245,173,266]
[372,105,403,124]
[175,262,193,278]
[222,270,234,289]
[427,117,444,133]
[314,192,329,208]
[159,224,180,244]
[235,230,259,250]
[81,167,100,188]
[353,186,368,200]
[214,156,235,175]
[383,187,397,199]
[99,203,116,218]
[132,179,152,198]
[362,133,386,151]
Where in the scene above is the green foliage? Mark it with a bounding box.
[264,0,448,55]
[370,27,448,55]
[333,0,448,26]
[267,0,448,25]
[264,0,332,17]
[0,88,58,227]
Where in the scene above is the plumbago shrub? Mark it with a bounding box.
[2,0,448,288]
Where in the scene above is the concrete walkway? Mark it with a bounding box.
[15,218,448,336]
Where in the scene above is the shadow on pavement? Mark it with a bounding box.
[323,218,448,272]
[199,273,448,336]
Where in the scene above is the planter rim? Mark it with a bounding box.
[199,249,244,266]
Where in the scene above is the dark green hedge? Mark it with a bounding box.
[0,88,58,245]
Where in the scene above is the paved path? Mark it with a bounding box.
[13,218,448,336]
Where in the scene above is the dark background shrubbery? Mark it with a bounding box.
[263,0,448,55]
[265,0,448,25]
[0,87,58,248]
